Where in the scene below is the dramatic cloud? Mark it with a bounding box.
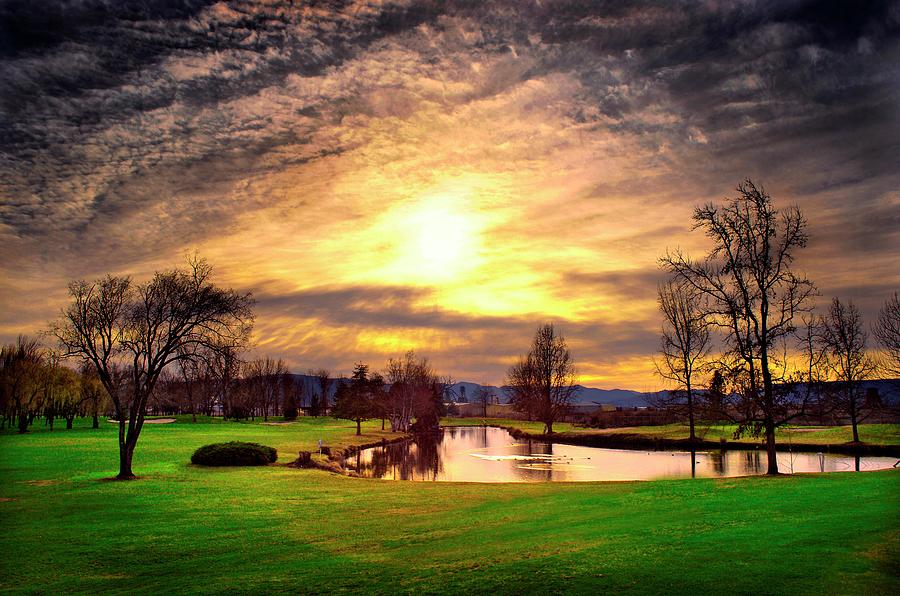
[1,0,898,388]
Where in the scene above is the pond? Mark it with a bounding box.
[343,426,898,482]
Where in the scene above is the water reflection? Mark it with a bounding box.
[357,432,446,481]
[343,427,898,483]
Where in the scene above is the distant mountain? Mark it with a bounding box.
[449,378,900,408]
[449,381,652,408]
[287,374,900,409]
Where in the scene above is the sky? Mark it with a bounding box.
[1,0,898,390]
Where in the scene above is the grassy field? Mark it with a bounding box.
[1,417,898,594]
[443,418,900,446]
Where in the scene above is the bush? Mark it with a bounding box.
[190,442,277,466]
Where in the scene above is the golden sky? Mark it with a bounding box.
[1,1,898,389]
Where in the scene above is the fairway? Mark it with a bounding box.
[2,418,898,594]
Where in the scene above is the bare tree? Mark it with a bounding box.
[820,298,878,443]
[53,258,254,479]
[384,352,441,433]
[210,345,243,419]
[174,344,212,422]
[79,363,108,428]
[474,386,495,418]
[313,368,332,416]
[661,179,817,474]
[872,292,900,378]
[795,314,829,421]
[244,357,288,421]
[506,324,577,434]
[653,279,710,442]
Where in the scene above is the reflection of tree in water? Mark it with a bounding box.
[708,450,727,476]
[412,432,444,480]
[357,433,445,480]
[742,451,762,474]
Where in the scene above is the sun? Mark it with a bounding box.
[412,205,469,271]
[378,190,483,284]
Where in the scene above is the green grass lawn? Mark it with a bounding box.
[443,417,900,446]
[1,417,898,594]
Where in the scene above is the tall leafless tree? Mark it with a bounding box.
[313,368,332,416]
[654,279,710,442]
[872,292,900,379]
[211,345,243,419]
[661,179,817,474]
[474,386,496,418]
[506,323,577,434]
[243,357,288,421]
[79,363,108,428]
[53,257,254,479]
[384,352,441,432]
[820,298,877,443]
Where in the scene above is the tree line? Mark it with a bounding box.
[150,353,336,423]
[1,337,108,433]
[330,353,449,435]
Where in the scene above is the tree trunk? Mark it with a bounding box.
[686,383,696,443]
[17,413,28,434]
[92,413,99,428]
[356,419,361,436]
[545,420,553,434]
[66,416,74,429]
[760,351,779,475]
[118,442,135,479]
[765,421,778,475]
[116,417,136,479]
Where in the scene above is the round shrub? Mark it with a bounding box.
[191,442,277,466]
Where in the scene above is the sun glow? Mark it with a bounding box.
[413,205,469,270]
[380,188,485,284]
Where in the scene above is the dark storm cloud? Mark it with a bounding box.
[2,0,897,240]
[0,0,441,244]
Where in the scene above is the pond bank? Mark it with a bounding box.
[289,432,414,474]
